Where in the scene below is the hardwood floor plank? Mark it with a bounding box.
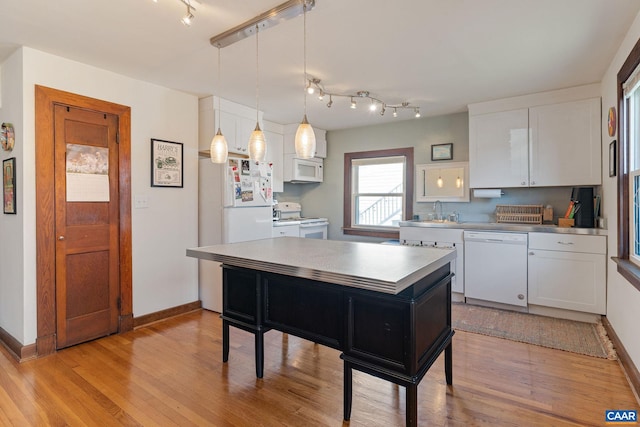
[0,309,636,426]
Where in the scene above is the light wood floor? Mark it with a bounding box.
[0,309,637,426]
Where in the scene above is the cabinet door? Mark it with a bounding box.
[235,116,257,156]
[216,110,239,154]
[529,98,601,186]
[469,109,529,188]
[528,249,606,314]
[264,130,284,193]
[283,125,326,157]
[314,128,327,158]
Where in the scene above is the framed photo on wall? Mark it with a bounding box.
[151,138,183,188]
[609,140,617,177]
[3,157,16,214]
[431,143,453,161]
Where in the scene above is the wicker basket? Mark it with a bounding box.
[495,204,544,224]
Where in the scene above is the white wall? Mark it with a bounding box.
[0,49,26,345]
[601,13,640,369]
[0,47,199,345]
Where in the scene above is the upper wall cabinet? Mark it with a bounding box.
[468,86,602,188]
[283,124,327,158]
[469,109,529,188]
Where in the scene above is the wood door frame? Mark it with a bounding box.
[35,85,133,356]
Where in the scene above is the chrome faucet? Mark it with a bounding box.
[433,200,443,221]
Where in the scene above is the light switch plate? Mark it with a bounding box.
[134,195,149,209]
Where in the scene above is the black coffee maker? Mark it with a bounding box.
[571,187,595,228]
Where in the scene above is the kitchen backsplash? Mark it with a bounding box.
[414,186,599,224]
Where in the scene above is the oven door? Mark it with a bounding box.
[299,222,328,239]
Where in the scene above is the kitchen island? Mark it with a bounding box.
[187,237,455,427]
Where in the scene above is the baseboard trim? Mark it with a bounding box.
[603,317,640,401]
[133,300,202,328]
[0,327,37,362]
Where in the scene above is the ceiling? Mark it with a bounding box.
[1,0,639,131]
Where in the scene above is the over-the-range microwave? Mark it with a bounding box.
[284,154,323,183]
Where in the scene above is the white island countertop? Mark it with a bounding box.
[187,237,455,295]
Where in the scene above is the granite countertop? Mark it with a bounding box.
[187,237,455,294]
[398,220,607,236]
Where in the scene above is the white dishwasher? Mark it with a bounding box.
[464,231,528,307]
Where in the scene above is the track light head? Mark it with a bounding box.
[414,108,421,118]
[182,6,194,26]
[327,95,333,108]
[350,97,356,109]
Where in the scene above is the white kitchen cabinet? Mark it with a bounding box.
[528,233,606,314]
[283,123,327,158]
[469,108,529,188]
[469,92,601,188]
[272,224,300,237]
[529,98,601,186]
[264,128,284,193]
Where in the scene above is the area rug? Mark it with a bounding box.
[452,303,617,360]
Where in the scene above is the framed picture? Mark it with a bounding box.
[431,143,453,161]
[3,157,16,214]
[151,138,183,188]
[609,140,617,177]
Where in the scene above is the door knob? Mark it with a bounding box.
[58,236,65,241]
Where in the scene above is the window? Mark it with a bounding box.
[615,36,640,291]
[625,67,640,265]
[343,148,413,238]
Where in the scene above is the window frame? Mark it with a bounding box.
[343,148,414,238]
[614,36,640,292]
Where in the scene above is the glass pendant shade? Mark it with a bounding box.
[210,128,228,163]
[294,115,316,159]
[248,123,267,162]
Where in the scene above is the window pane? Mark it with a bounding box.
[355,195,403,226]
[356,163,403,193]
[634,174,640,258]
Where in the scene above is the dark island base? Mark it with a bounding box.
[220,263,454,427]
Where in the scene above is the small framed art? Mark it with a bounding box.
[3,157,16,214]
[431,143,453,161]
[609,140,617,177]
[151,138,183,188]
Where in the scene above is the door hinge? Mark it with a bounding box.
[116,132,120,144]
[117,297,121,310]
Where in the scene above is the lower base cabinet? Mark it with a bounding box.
[527,233,606,314]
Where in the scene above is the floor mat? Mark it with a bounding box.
[452,303,617,359]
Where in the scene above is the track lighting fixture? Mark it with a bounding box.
[318,91,324,101]
[179,0,196,26]
[305,77,421,119]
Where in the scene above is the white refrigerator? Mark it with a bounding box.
[198,156,273,312]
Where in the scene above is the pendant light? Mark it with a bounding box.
[210,47,228,164]
[248,24,267,162]
[294,1,316,159]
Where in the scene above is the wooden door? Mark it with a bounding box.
[54,105,120,349]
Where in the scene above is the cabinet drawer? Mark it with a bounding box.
[528,232,605,254]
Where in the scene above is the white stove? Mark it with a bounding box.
[273,202,329,239]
